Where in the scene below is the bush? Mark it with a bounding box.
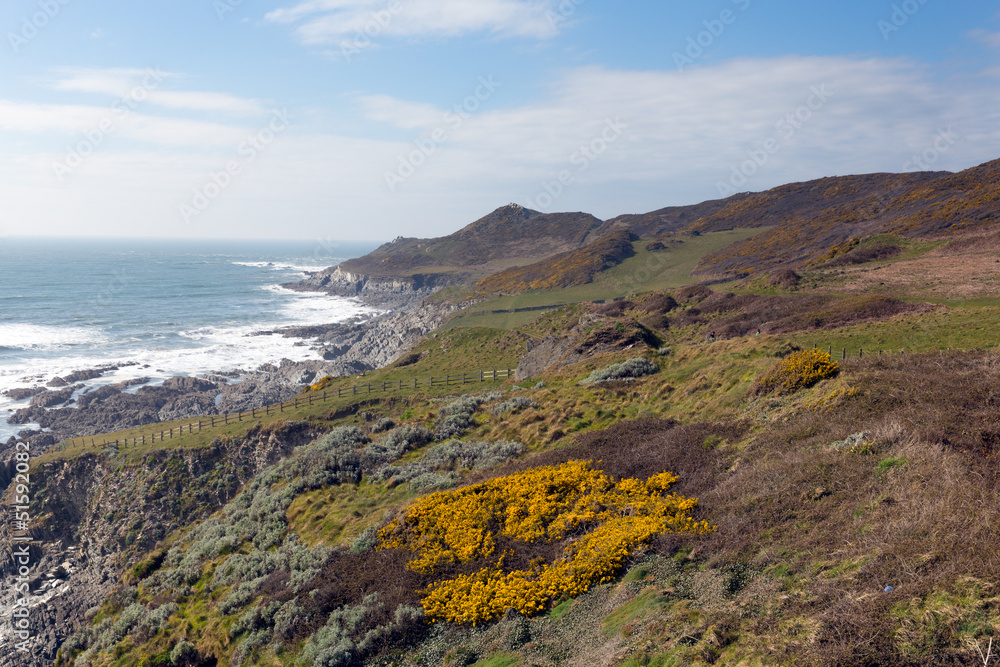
[379,460,711,625]
[580,358,658,385]
[756,348,839,395]
[371,418,395,433]
[491,397,539,416]
[170,640,197,666]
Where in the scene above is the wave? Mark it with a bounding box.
[0,323,109,351]
[232,261,330,273]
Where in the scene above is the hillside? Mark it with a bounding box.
[298,159,1000,296]
[10,263,1000,666]
[474,230,638,294]
[310,205,611,287]
[7,160,1000,667]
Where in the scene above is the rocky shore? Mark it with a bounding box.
[0,270,461,664]
[2,284,458,458]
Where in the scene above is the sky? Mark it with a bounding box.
[1,0,998,242]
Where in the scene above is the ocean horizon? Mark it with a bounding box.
[0,236,380,441]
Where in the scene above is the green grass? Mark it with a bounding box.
[602,589,668,638]
[444,229,767,330]
[548,598,574,620]
[286,480,416,548]
[787,306,1000,356]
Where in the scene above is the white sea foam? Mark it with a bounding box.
[0,293,377,441]
[233,261,329,273]
[0,323,109,351]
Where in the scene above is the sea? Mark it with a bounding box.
[0,237,380,442]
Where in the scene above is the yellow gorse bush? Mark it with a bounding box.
[378,461,712,625]
[758,348,840,395]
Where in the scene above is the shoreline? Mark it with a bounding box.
[2,286,456,456]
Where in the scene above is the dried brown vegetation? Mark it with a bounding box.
[475,230,638,294]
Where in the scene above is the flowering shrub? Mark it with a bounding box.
[378,461,711,625]
[757,348,839,395]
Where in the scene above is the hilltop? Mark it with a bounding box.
[291,159,1000,299]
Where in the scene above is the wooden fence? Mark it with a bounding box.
[823,345,907,360]
[58,368,514,453]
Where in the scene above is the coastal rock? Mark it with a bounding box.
[0,422,321,664]
[30,385,83,409]
[161,377,220,393]
[2,387,45,401]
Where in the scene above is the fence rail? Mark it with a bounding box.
[57,368,514,453]
[822,345,907,360]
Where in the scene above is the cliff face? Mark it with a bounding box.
[289,265,463,304]
[285,205,614,300]
[0,423,320,664]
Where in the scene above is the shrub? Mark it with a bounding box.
[296,594,381,667]
[371,418,395,433]
[581,358,658,385]
[170,640,197,666]
[364,426,433,468]
[370,439,525,486]
[756,348,839,395]
[491,397,539,416]
[379,460,711,625]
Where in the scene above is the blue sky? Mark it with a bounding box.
[1,0,998,241]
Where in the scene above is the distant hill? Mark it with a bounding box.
[305,158,1000,292]
[336,204,611,282]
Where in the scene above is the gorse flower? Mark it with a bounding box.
[758,348,839,394]
[378,461,712,625]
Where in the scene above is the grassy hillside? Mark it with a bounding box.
[316,159,1000,294]
[30,157,1000,664]
[336,205,611,282]
[44,267,1000,666]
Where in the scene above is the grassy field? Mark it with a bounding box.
[443,229,767,330]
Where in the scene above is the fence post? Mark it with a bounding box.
[842,349,846,360]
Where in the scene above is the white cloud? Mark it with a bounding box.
[354,94,444,129]
[0,100,249,147]
[970,28,1000,50]
[3,55,999,240]
[266,0,560,45]
[46,68,265,115]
